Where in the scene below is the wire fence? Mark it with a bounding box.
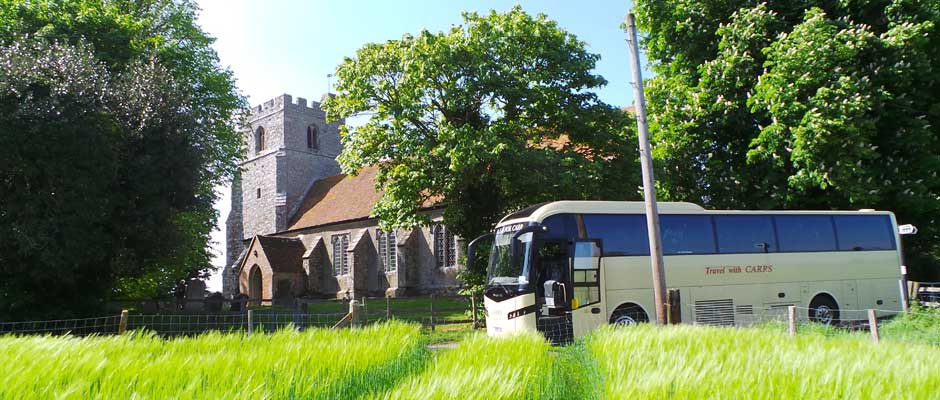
[0,316,122,336]
[0,295,480,337]
[679,301,940,345]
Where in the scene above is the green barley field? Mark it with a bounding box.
[2,317,940,399]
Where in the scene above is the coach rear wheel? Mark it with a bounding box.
[809,295,840,325]
[610,304,648,326]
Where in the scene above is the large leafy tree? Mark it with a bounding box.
[0,0,244,318]
[325,7,639,238]
[324,7,640,283]
[637,1,940,278]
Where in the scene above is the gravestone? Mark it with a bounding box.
[184,280,206,312]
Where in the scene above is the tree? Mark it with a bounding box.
[636,1,940,279]
[324,7,640,284]
[0,0,244,318]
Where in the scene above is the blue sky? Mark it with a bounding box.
[197,0,649,290]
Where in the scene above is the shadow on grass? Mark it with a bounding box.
[315,339,433,399]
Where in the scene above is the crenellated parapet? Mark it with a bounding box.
[251,94,328,117]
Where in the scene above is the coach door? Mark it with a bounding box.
[571,240,605,338]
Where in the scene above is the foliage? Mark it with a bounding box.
[635,1,940,278]
[324,7,640,243]
[0,321,427,399]
[879,302,940,344]
[583,324,940,399]
[0,0,245,317]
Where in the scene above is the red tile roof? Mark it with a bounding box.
[287,165,440,231]
[255,236,306,274]
[288,165,383,231]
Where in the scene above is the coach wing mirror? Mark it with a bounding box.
[467,233,494,267]
[899,224,918,235]
[754,242,769,253]
[509,225,549,261]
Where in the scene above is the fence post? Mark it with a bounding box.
[429,294,436,332]
[247,309,254,335]
[666,288,681,324]
[118,310,128,335]
[362,297,368,324]
[386,296,391,320]
[787,305,797,338]
[471,294,478,329]
[868,309,880,343]
[349,299,360,328]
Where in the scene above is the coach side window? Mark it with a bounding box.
[834,215,896,251]
[582,214,649,256]
[661,215,716,255]
[540,214,579,240]
[775,216,837,252]
[714,215,776,253]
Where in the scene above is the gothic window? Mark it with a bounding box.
[433,225,458,268]
[331,233,350,276]
[307,124,319,150]
[446,228,456,268]
[254,126,265,154]
[377,229,397,273]
[256,188,261,199]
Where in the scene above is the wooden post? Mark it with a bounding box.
[626,12,668,326]
[247,309,254,335]
[118,310,128,335]
[429,294,436,332]
[349,299,360,328]
[787,305,797,338]
[868,309,880,343]
[361,297,368,325]
[666,289,681,324]
[386,296,391,320]
[471,294,478,329]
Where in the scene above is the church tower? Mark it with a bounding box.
[223,94,343,297]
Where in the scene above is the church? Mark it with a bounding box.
[222,94,463,301]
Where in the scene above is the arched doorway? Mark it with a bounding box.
[248,265,263,306]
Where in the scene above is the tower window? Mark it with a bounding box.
[254,126,265,154]
[256,188,261,199]
[307,125,319,150]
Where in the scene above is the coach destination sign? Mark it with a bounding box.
[705,265,774,275]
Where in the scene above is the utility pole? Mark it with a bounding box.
[625,12,668,326]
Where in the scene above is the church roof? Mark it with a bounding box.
[255,235,306,274]
[287,164,441,232]
[288,165,383,230]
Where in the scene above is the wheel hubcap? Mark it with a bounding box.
[814,305,834,324]
[613,315,636,326]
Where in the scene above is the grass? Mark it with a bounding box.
[374,332,563,400]
[423,322,478,345]
[0,321,428,399]
[581,324,940,399]
[3,313,939,399]
[879,303,940,345]
[306,296,471,324]
[756,303,940,345]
